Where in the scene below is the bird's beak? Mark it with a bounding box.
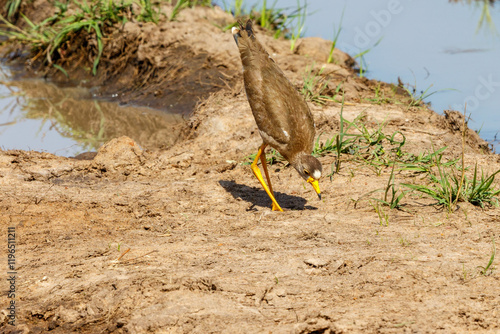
[307,177,321,200]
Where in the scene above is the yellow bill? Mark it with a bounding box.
[307,177,321,200]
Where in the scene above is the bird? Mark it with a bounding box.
[232,20,322,212]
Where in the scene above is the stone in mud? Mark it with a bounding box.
[93,136,144,172]
[304,258,330,268]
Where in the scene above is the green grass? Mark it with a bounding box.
[327,6,345,64]
[222,0,244,17]
[371,200,389,226]
[347,115,500,212]
[311,94,348,176]
[478,237,496,276]
[170,0,193,21]
[248,0,288,37]
[221,0,309,41]
[289,0,307,51]
[398,147,458,174]
[462,236,496,281]
[401,80,457,109]
[1,1,118,75]
[398,236,411,247]
[0,0,169,75]
[312,94,352,174]
[399,110,499,210]
[301,64,342,105]
[138,0,161,23]
[352,37,382,78]
[367,162,409,210]
[334,95,346,174]
[312,99,408,177]
[401,151,500,210]
[5,0,22,20]
[170,0,213,21]
[401,161,461,210]
[402,83,437,107]
[364,83,400,105]
[242,148,285,166]
[334,108,500,212]
[461,163,500,208]
[170,0,186,20]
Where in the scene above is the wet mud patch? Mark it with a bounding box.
[94,42,234,114]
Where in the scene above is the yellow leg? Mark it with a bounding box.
[251,144,284,212]
[260,148,282,212]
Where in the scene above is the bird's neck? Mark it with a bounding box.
[288,151,307,171]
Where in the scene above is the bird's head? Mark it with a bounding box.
[294,154,322,200]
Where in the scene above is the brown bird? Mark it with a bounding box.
[232,20,322,212]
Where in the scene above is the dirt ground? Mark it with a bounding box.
[1,3,500,334]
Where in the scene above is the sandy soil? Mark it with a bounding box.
[1,3,500,334]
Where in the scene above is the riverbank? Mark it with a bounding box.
[1,2,499,333]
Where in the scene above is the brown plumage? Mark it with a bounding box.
[232,20,322,211]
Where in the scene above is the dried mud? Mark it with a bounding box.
[1,3,500,334]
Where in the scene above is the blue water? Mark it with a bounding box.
[220,0,500,150]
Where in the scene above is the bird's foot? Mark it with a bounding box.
[272,202,284,212]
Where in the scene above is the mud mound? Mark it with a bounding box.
[93,136,144,173]
[294,37,355,68]
[438,110,491,153]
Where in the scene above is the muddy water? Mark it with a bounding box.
[219,0,500,151]
[0,66,185,157]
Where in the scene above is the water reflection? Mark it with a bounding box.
[0,71,185,156]
[449,0,498,34]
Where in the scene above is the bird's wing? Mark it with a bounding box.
[251,59,315,152]
[236,25,315,153]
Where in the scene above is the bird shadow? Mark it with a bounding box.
[219,180,317,211]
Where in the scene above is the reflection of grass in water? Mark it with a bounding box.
[0,99,20,133]
[1,83,111,152]
[476,0,498,34]
[38,100,106,152]
[23,96,107,152]
[450,0,498,34]
[4,79,185,153]
[0,84,27,135]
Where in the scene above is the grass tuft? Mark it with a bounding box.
[477,237,496,276]
[352,37,382,78]
[289,0,307,51]
[327,6,345,64]
[301,64,343,105]
[242,148,285,166]
[0,0,171,75]
[5,0,22,20]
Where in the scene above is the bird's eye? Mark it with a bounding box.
[304,169,310,175]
